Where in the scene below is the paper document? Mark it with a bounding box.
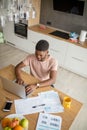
[14,96,45,115]
[38,90,64,113]
[36,112,62,130]
[14,90,64,115]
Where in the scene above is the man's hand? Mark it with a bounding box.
[16,77,24,85]
[15,62,26,85]
[25,84,37,95]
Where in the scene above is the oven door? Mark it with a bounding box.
[14,23,28,38]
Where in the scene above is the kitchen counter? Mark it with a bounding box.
[3,22,87,78]
[29,24,87,48]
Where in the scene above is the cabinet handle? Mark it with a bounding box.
[15,34,27,39]
[72,57,83,62]
[50,48,60,52]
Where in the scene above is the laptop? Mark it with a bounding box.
[0,76,32,99]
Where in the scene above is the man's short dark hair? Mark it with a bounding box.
[36,40,49,51]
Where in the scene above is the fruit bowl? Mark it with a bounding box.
[0,114,28,130]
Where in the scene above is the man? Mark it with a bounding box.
[15,40,58,94]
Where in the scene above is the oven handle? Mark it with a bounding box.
[15,34,27,39]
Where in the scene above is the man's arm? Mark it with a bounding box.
[25,70,57,95]
[15,61,57,94]
[15,61,26,84]
[37,70,57,87]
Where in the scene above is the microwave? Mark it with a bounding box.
[14,22,28,38]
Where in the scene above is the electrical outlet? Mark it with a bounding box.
[47,21,51,25]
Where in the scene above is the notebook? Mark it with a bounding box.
[0,76,32,99]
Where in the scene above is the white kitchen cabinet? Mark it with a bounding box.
[64,43,87,78]
[3,21,15,45]
[3,23,87,78]
[3,21,31,53]
[48,37,68,66]
[27,30,87,77]
[3,23,68,67]
[29,30,46,43]
[28,30,68,66]
[28,30,46,53]
[28,30,50,53]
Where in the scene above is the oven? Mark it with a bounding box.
[14,22,28,38]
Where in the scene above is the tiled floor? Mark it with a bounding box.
[0,43,87,130]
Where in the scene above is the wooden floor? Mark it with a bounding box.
[0,43,87,130]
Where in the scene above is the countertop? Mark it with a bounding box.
[29,24,87,48]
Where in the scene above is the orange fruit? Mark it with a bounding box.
[1,118,11,128]
[13,125,23,130]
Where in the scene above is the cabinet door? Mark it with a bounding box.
[49,37,68,66]
[28,30,46,53]
[3,21,15,45]
[64,44,87,78]
[29,30,46,43]
[28,30,56,53]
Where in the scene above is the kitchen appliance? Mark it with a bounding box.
[79,30,87,44]
[49,30,69,39]
[14,22,28,39]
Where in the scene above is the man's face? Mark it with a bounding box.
[35,50,48,61]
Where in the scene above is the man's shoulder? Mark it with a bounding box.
[24,54,36,62]
[49,55,57,62]
[27,54,35,58]
[48,55,58,69]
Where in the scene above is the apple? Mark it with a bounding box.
[9,118,20,128]
[12,118,20,125]
[3,126,12,130]
[20,118,28,128]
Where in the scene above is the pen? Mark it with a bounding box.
[32,104,45,108]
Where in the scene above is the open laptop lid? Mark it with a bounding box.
[0,76,28,99]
